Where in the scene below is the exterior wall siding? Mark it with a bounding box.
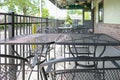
[93,0,120,49]
[104,0,120,24]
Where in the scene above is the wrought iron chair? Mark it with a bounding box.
[0,54,28,80]
[39,56,120,80]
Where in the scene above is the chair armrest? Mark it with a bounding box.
[40,56,120,67]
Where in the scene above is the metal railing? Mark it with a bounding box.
[0,12,64,40]
[0,12,64,80]
[0,12,87,80]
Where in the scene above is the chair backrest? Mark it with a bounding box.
[40,56,120,80]
[0,54,28,80]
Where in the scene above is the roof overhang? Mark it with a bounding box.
[49,0,91,9]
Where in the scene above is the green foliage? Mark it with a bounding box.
[67,10,82,15]
[0,25,5,30]
[0,0,49,17]
[42,8,49,18]
[49,16,55,19]
[65,15,72,24]
[0,0,16,12]
[77,10,82,15]
[84,12,91,20]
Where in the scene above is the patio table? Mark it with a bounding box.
[0,33,61,64]
[0,33,120,80]
[55,33,120,70]
[0,33,59,45]
[55,33,120,57]
[2,33,117,62]
[0,33,120,65]
[39,33,120,80]
[0,33,60,80]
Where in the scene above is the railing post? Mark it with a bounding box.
[41,18,43,33]
[8,12,15,38]
[8,12,16,80]
[46,18,48,27]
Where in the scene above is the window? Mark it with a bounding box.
[98,1,103,22]
[84,11,91,20]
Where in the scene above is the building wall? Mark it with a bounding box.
[104,0,120,24]
[95,23,120,41]
[94,0,120,24]
[93,0,120,49]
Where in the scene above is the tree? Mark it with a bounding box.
[42,8,49,18]
[17,0,39,15]
[0,0,38,15]
[0,0,49,17]
[67,10,82,16]
[0,0,16,13]
[65,15,72,25]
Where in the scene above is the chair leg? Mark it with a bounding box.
[40,67,47,80]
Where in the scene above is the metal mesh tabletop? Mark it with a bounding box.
[0,33,120,80]
[0,33,119,46]
[0,33,61,80]
[0,33,61,45]
[56,33,120,46]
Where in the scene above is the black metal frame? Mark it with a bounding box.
[40,56,120,80]
[0,12,65,39]
[0,12,65,80]
[0,54,29,80]
[0,12,120,80]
